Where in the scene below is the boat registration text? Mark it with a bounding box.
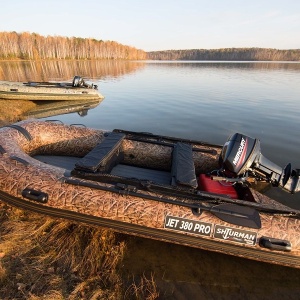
[164,215,213,236]
[164,215,257,245]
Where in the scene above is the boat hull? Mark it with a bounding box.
[0,81,104,101]
[0,120,299,269]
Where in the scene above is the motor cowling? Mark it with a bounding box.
[72,76,97,89]
[220,133,300,193]
[220,133,260,176]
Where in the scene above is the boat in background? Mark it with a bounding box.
[0,76,104,101]
[0,119,299,268]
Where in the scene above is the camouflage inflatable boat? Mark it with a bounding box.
[0,76,103,101]
[0,119,299,268]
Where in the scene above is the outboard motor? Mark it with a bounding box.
[72,76,98,89]
[219,133,300,193]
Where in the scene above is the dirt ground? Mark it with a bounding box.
[121,236,300,300]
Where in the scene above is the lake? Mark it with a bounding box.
[0,60,300,298]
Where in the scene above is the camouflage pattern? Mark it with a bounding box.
[0,119,299,268]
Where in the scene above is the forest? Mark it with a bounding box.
[1,31,299,61]
[0,31,147,60]
[147,48,300,61]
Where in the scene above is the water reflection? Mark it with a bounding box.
[145,60,300,71]
[0,60,146,82]
[22,99,103,119]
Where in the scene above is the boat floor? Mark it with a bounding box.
[34,155,172,184]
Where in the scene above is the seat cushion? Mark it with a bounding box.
[171,142,198,188]
[75,132,125,173]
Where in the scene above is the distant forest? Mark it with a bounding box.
[1,32,299,62]
[147,48,300,61]
[0,31,147,60]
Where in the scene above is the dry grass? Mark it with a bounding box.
[124,274,159,300]
[0,99,37,125]
[0,203,159,299]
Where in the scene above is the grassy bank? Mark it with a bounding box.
[0,100,37,125]
[0,204,159,299]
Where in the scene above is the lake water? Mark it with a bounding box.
[39,61,300,166]
[1,60,300,297]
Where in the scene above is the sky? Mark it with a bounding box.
[1,0,299,51]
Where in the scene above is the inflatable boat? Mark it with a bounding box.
[0,119,299,268]
[0,76,103,101]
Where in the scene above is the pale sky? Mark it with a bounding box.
[1,0,299,51]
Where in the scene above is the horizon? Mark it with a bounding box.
[1,0,300,52]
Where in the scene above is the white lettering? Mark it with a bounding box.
[194,224,211,234]
[165,216,213,237]
[166,218,179,228]
[233,138,246,166]
[215,226,256,245]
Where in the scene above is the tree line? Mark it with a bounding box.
[147,48,300,61]
[0,31,147,60]
[1,32,298,61]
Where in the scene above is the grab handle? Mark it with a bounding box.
[259,236,291,252]
[22,188,48,203]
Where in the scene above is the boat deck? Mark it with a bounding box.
[34,155,172,184]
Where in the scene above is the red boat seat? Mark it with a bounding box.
[198,174,239,199]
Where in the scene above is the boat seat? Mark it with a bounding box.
[171,142,198,189]
[74,132,125,173]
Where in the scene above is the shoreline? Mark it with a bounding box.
[0,100,37,125]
